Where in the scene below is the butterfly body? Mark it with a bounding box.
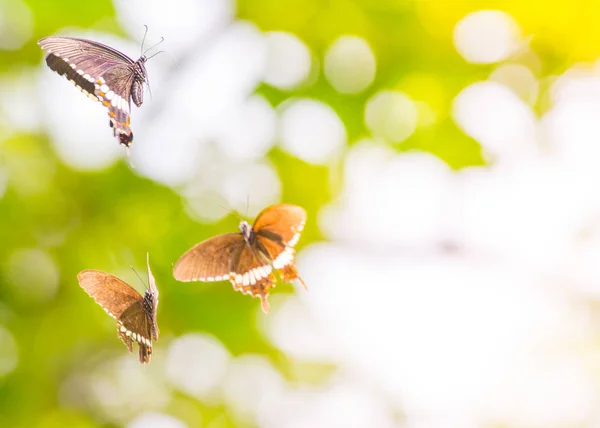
[173,204,307,313]
[77,255,159,363]
[38,36,149,148]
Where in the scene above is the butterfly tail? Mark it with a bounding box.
[281,264,307,290]
[296,274,308,291]
[260,295,271,314]
[139,343,152,364]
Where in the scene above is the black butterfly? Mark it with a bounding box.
[77,254,159,363]
[173,204,307,313]
[38,36,150,147]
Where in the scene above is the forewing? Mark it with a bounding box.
[38,37,135,64]
[77,270,142,319]
[253,204,306,247]
[38,37,133,95]
[253,204,306,268]
[118,302,154,364]
[173,233,246,282]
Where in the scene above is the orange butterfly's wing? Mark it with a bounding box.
[253,204,307,247]
[173,233,246,282]
[253,204,307,288]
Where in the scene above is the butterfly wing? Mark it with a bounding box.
[118,301,154,364]
[146,253,159,342]
[38,36,138,146]
[252,204,307,286]
[77,270,154,364]
[230,245,276,313]
[173,233,247,282]
[77,270,142,319]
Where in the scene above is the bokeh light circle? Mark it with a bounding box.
[264,31,312,90]
[279,98,347,164]
[454,10,521,64]
[364,90,418,143]
[324,35,376,94]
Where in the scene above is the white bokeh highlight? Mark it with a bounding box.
[299,244,589,420]
[213,94,277,160]
[258,374,398,428]
[127,413,188,428]
[321,142,454,248]
[489,63,539,105]
[324,35,376,94]
[222,354,286,425]
[264,31,312,90]
[169,22,267,143]
[452,81,538,163]
[0,70,42,134]
[365,90,418,143]
[89,355,170,424]
[114,0,234,57]
[454,10,522,64]
[262,295,336,361]
[166,333,230,402]
[279,98,347,164]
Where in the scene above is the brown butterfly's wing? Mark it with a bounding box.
[77,270,142,319]
[253,204,307,287]
[118,301,154,364]
[173,233,246,282]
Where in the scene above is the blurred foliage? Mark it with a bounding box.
[0,0,597,426]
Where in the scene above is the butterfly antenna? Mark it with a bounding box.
[146,50,164,61]
[141,25,149,57]
[245,195,250,218]
[143,36,165,57]
[131,266,148,289]
[219,203,244,222]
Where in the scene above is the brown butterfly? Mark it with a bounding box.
[173,204,307,313]
[77,254,159,363]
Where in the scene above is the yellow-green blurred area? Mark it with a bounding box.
[4,0,600,427]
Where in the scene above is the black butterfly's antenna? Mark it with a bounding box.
[131,266,148,289]
[245,195,250,218]
[141,25,149,57]
[143,36,164,57]
[146,50,164,61]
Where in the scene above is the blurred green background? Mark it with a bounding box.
[1,0,599,427]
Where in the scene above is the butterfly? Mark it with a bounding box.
[173,204,307,313]
[77,254,160,363]
[38,35,150,147]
